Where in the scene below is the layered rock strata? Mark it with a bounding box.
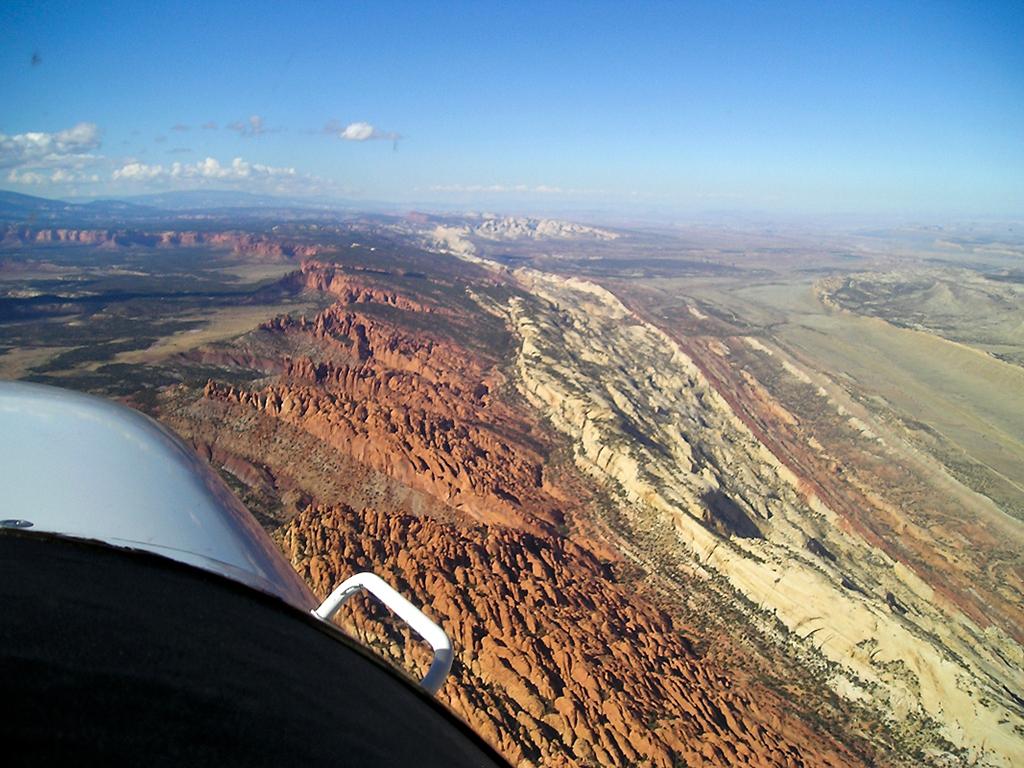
[502,267,1023,767]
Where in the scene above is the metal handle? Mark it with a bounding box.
[313,572,453,696]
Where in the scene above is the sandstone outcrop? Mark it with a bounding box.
[278,259,451,314]
[0,226,319,260]
[161,262,869,766]
[204,289,561,534]
[502,266,1024,767]
[281,503,860,768]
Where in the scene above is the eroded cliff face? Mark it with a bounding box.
[502,267,1024,767]
[276,259,449,312]
[1,226,319,259]
[159,259,868,767]
[201,294,562,534]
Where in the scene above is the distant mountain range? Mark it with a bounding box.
[0,190,159,225]
[0,189,364,227]
[105,190,347,211]
[0,189,624,233]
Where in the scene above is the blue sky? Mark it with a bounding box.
[1,1,1021,216]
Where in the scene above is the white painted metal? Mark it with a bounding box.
[315,572,454,696]
[0,381,317,611]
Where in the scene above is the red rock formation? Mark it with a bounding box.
[206,232,319,260]
[34,228,114,244]
[280,260,449,313]
[0,226,319,260]
[204,303,561,533]
[280,503,861,768]
[166,269,871,767]
[261,303,479,383]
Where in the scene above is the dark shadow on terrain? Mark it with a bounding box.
[700,489,763,539]
[0,287,284,323]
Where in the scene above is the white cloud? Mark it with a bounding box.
[341,122,375,141]
[0,121,341,196]
[0,122,101,170]
[50,168,100,183]
[113,156,297,183]
[1,123,105,189]
[337,121,401,142]
[112,161,166,181]
[7,167,99,185]
[7,169,46,185]
[227,115,267,137]
[107,154,343,198]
